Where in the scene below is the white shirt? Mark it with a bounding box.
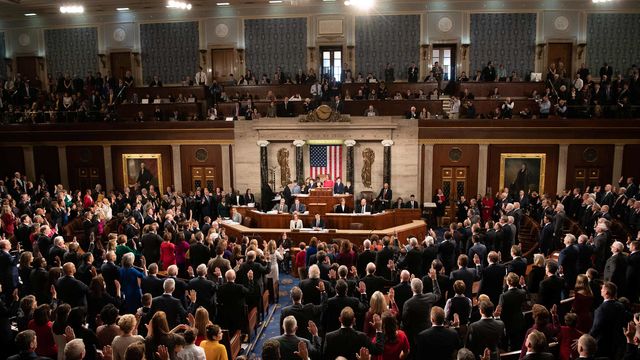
[574,78,584,90]
[177,344,206,360]
[195,71,207,85]
[450,99,461,113]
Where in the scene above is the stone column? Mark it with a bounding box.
[344,140,356,193]
[477,144,489,196]
[293,140,305,184]
[171,145,183,192]
[22,145,36,181]
[221,145,230,191]
[557,144,569,195]
[58,145,69,188]
[382,140,394,186]
[612,144,624,185]
[103,145,114,191]
[258,140,270,209]
[424,144,434,201]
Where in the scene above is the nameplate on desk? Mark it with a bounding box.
[247,203,255,207]
[266,210,278,214]
[153,99,161,104]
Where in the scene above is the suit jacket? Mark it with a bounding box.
[377,188,393,204]
[392,281,413,318]
[604,253,628,295]
[100,261,120,297]
[323,327,383,360]
[141,275,164,298]
[538,275,564,310]
[626,251,640,301]
[465,318,505,359]
[398,248,424,278]
[450,267,480,299]
[272,334,320,360]
[360,274,389,298]
[404,200,420,209]
[559,245,579,290]
[356,204,373,214]
[402,287,441,344]
[357,250,377,278]
[290,203,306,214]
[416,326,460,360]
[333,182,345,194]
[334,204,351,214]
[499,287,527,332]
[148,293,193,329]
[309,218,325,229]
[229,194,245,206]
[273,203,289,213]
[478,263,506,305]
[299,278,333,305]
[55,275,89,308]
[189,242,212,268]
[188,276,217,311]
[375,247,395,279]
[322,294,368,334]
[281,302,324,340]
[0,251,19,293]
[508,256,527,278]
[538,223,554,254]
[216,281,252,332]
[590,300,626,358]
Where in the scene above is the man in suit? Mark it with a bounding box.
[392,270,413,318]
[335,197,351,213]
[576,234,595,275]
[356,239,376,278]
[166,265,188,306]
[323,307,384,360]
[200,188,214,219]
[593,223,610,273]
[404,194,420,209]
[55,262,89,308]
[499,273,528,351]
[508,245,527,278]
[590,281,626,360]
[376,183,393,210]
[333,177,345,194]
[407,63,419,83]
[229,190,245,206]
[290,198,306,214]
[356,198,372,214]
[271,315,321,360]
[599,62,613,81]
[188,264,218,321]
[309,213,324,229]
[604,241,628,297]
[450,255,480,299]
[398,238,424,278]
[141,263,164,298]
[416,306,460,360]
[405,106,419,119]
[189,232,212,269]
[538,215,555,256]
[522,330,555,360]
[360,263,391,298]
[375,238,395,280]
[299,265,334,306]
[478,251,505,306]
[332,95,344,113]
[140,225,162,265]
[626,241,640,303]
[280,286,325,340]
[322,279,368,334]
[467,235,488,268]
[558,234,579,298]
[402,273,441,355]
[601,184,615,208]
[237,250,271,313]
[100,251,120,297]
[147,278,196,329]
[278,97,294,117]
[538,260,564,310]
[273,198,289,213]
[207,245,232,280]
[465,300,505,359]
[217,269,254,333]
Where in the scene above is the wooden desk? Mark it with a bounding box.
[293,191,353,215]
[221,219,427,248]
[235,208,421,230]
[116,102,203,120]
[125,86,207,102]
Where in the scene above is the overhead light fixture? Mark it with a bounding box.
[116,7,130,11]
[24,13,37,16]
[60,5,84,14]
[344,0,375,9]
[216,2,230,5]
[167,0,192,10]
[592,0,613,2]
[269,0,283,3]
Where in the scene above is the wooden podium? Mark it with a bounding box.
[293,188,353,215]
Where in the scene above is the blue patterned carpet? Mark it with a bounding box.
[249,273,299,356]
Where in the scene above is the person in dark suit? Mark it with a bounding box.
[217,269,254,333]
[375,238,395,280]
[244,188,256,205]
[166,265,188,306]
[407,63,419,83]
[356,198,373,214]
[188,264,217,321]
[625,241,640,303]
[423,259,450,308]
[331,95,344,113]
[508,245,527,278]
[188,234,212,269]
[376,183,393,210]
[278,98,295,117]
[333,178,345,195]
[392,270,413,318]
[601,184,615,208]
[360,263,392,298]
[290,198,306,214]
[604,241,628,297]
[299,265,334,306]
[356,240,377,278]
[416,306,460,360]
[465,300,505,359]
[100,251,120,297]
[55,262,89,308]
[146,278,196,329]
[280,286,325,340]
[538,215,555,256]
[599,63,613,82]
[402,272,441,354]
[499,273,528,351]
[136,162,153,189]
[405,106,419,119]
[334,197,351,214]
[141,263,164,298]
[272,315,321,360]
[478,251,506,306]
[576,234,595,275]
[200,189,214,219]
[397,238,424,278]
[450,255,481,299]
[404,194,420,209]
[323,307,384,360]
[522,330,555,360]
[538,260,564,311]
[322,279,367,334]
[140,226,162,265]
[558,234,579,298]
[0,240,19,296]
[309,213,325,229]
[229,190,245,206]
[590,281,626,360]
[237,250,271,315]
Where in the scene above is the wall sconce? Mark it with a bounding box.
[236,49,244,65]
[4,58,13,73]
[421,44,429,61]
[132,52,141,66]
[98,54,106,68]
[199,49,207,64]
[308,47,316,63]
[536,44,546,60]
[461,44,469,60]
[577,43,586,60]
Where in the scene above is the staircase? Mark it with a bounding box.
[440,94,451,118]
[519,215,541,258]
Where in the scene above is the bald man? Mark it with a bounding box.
[392,270,413,318]
[55,262,89,308]
[217,269,254,333]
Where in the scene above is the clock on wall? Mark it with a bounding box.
[113,28,126,42]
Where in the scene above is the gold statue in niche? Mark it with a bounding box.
[277,148,291,187]
[361,147,375,188]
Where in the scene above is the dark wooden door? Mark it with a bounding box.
[441,166,468,225]
[16,56,39,83]
[110,52,132,80]
[191,166,215,192]
[547,43,573,76]
[211,49,235,82]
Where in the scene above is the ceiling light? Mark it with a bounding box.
[216,2,230,5]
[269,0,283,3]
[60,5,84,14]
[116,7,130,11]
[167,0,192,9]
[24,13,37,16]
[344,0,374,9]
[592,0,612,2]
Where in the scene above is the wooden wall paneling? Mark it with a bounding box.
[66,146,105,191]
[0,147,25,180]
[566,145,614,190]
[487,144,559,197]
[16,56,40,84]
[180,145,223,193]
[33,146,61,186]
[432,144,480,199]
[622,145,640,183]
[111,145,173,192]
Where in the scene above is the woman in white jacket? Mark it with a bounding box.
[265,239,284,303]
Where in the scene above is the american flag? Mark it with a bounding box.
[310,144,342,180]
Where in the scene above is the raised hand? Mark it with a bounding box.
[64,326,76,342]
[358,281,367,295]
[452,313,460,328]
[248,269,254,281]
[551,304,558,317]
[316,281,326,293]
[50,285,57,299]
[156,345,169,360]
[429,267,437,280]
[187,312,195,326]
[187,289,197,303]
[102,345,113,360]
[371,313,382,332]
[493,305,502,318]
[356,347,371,360]
[388,288,395,303]
[214,267,222,278]
[625,321,636,343]
[294,340,309,360]
[308,321,318,337]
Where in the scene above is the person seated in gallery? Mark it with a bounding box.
[310,214,325,230]
[356,198,372,214]
[273,198,289,214]
[364,105,378,117]
[290,198,306,214]
[335,198,351,214]
[405,106,419,119]
[290,213,303,230]
[333,177,345,194]
[392,197,404,209]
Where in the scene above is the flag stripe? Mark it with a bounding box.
[310,144,342,181]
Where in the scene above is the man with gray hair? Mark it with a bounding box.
[189,263,218,321]
[218,269,254,333]
[402,268,441,355]
[398,237,423,277]
[300,264,333,305]
[357,239,377,278]
[281,286,325,340]
[166,264,188,306]
[146,277,197,329]
[558,234,579,297]
[64,339,86,360]
[604,241,628,296]
[48,236,67,265]
[270,315,321,359]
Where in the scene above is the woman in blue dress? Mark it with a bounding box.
[119,252,147,313]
